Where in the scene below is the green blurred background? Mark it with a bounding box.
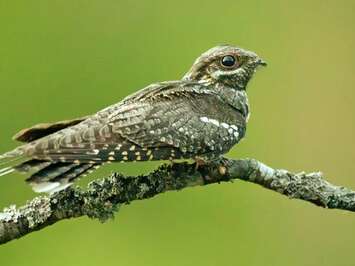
[0,0,354,265]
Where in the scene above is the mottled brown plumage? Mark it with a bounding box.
[0,45,266,193]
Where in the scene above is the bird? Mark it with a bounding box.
[0,45,266,193]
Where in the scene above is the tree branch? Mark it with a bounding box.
[1,158,354,245]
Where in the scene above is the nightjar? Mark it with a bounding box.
[0,45,266,193]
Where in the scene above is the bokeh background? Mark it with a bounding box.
[0,1,354,265]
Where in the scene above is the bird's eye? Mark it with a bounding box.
[221,55,236,67]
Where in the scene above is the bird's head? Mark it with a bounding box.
[183,45,266,90]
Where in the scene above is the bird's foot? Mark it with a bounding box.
[194,156,207,170]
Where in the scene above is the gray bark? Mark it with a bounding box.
[1,158,354,245]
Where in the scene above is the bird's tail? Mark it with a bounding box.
[0,149,101,193]
[0,148,26,177]
[23,161,101,193]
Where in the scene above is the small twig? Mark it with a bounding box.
[1,158,354,245]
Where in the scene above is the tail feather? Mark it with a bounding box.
[0,148,25,166]
[32,163,101,194]
[27,163,79,183]
[1,148,101,193]
[26,162,100,194]
[14,160,52,173]
[0,149,27,177]
[53,163,99,182]
[0,167,15,177]
[30,181,62,193]
[0,155,25,167]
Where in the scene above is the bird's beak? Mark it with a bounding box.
[257,58,267,66]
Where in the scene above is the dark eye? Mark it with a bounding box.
[221,55,236,67]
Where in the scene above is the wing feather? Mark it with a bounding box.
[13,116,90,143]
[23,83,245,161]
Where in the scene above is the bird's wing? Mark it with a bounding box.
[13,116,90,143]
[109,87,246,154]
[26,83,246,161]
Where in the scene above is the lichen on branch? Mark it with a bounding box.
[1,158,354,245]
